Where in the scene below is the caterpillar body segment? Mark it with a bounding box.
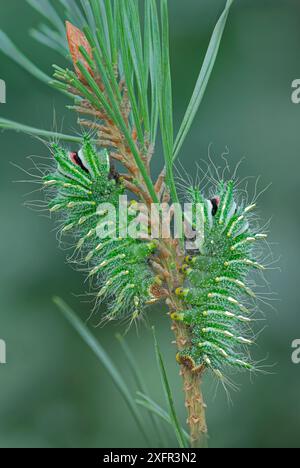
[44,138,159,322]
[176,180,266,375]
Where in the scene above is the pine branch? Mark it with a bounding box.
[0,0,239,448]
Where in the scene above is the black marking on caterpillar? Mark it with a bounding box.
[210,197,220,216]
[173,181,268,378]
[108,163,120,183]
[69,151,89,173]
[44,136,159,323]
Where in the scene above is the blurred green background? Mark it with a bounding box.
[0,0,299,448]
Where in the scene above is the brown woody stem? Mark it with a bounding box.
[162,241,208,448]
[172,321,208,448]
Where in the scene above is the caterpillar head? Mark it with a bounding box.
[66,137,116,180]
[69,149,90,174]
[69,148,116,178]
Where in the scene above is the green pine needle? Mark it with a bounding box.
[0,31,52,85]
[0,118,84,143]
[53,297,151,446]
[173,0,235,161]
[136,392,189,444]
[116,334,165,447]
[152,327,187,448]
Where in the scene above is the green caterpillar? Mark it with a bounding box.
[43,136,159,322]
[173,180,267,377]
